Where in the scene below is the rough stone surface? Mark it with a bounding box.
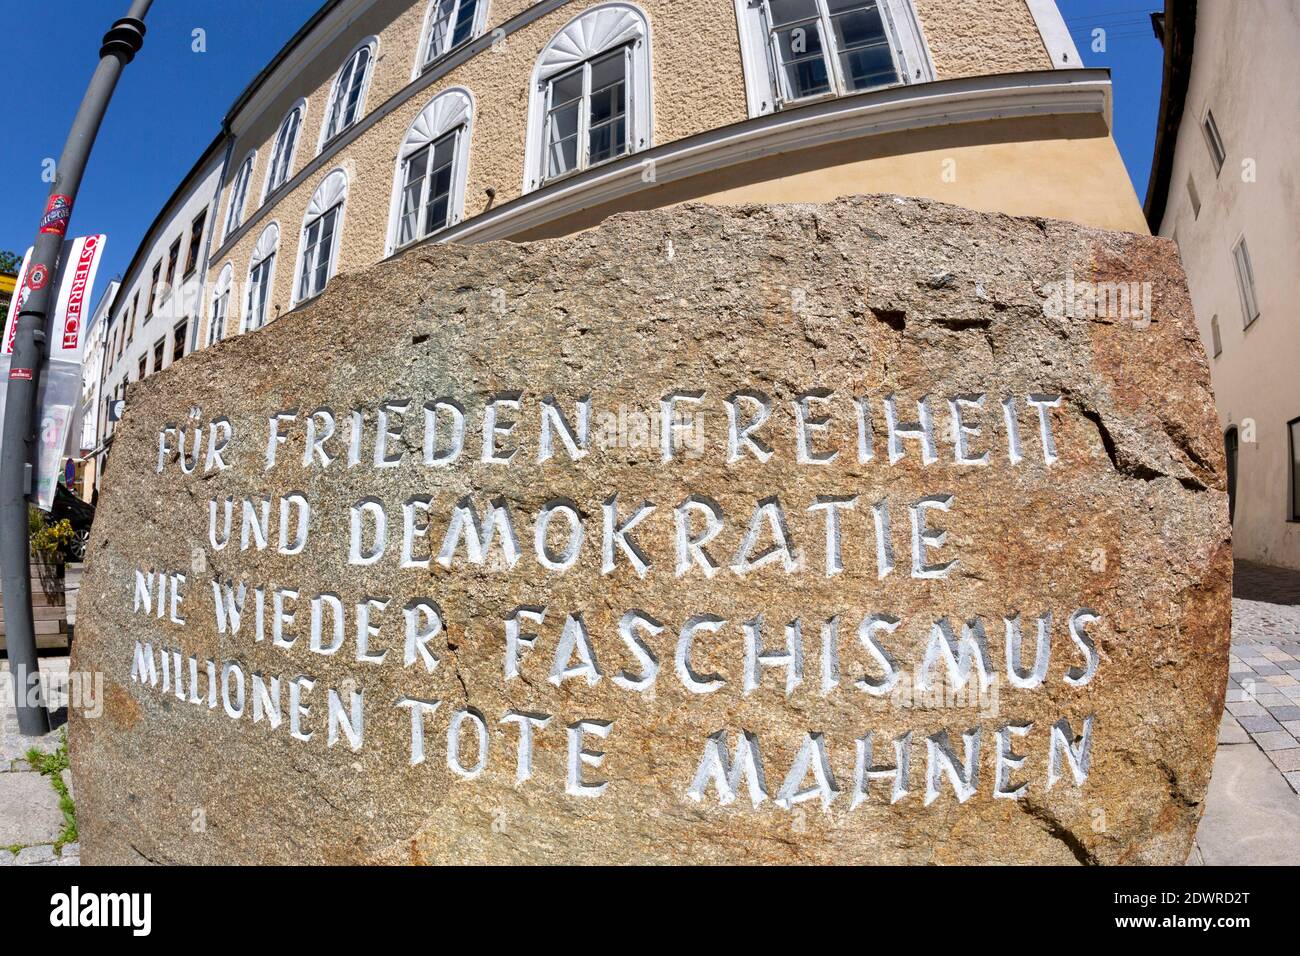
[72,196,1230,864]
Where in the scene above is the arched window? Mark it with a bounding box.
[208,263,233,346]
[263,101,307,199]
[734,0,934,116]
[418,0,488,72]
[294,170,347,304]
[524,3,652,192]
[387,88,474,253]
[223,152,256,239]
[320,39,377,147]
[244,222,280,333]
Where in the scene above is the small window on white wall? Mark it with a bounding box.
[524,3,652,193]
[388,88,473,253]
[419,0,487,71]
[295,170,347,303]
[321,40,376,147]
[264,102,306,199]
[735,0,933,116]
[244,222,279,333]
[1232,236,1260,329]
[208,264,233,345]
[223,152,256,239]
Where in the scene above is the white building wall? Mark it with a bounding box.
[1158,1,1300,569]
[101,150,226,446]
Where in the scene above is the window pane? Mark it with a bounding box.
[831,3,898,90]
[546,95,580,179]
[399,146,429,246]
[768,0,820,27]
[426,0,457,61]
[451,0,477,47]
[424,134,457,233]
[774,19,831,99]
[589,117,626,165]
[551,68,584,108]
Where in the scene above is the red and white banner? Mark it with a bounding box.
[2,247,33,356]
[50,233,105,362]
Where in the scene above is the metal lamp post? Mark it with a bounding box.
[1,1,152,736]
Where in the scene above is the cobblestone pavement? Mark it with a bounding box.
[0,657,78,866]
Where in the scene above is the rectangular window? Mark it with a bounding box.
[764,0,899,105]
[1202,109,1226,175]
[185,209,207,275]
[1186,174,1200,219]
[172,321,187,362]
[398,131,459,246]
[424,0,479,67]
[246,254,276,331]
[147,263,161,317]
[1290,417,1300,521]
[153,337,165,372]
[137,354,147,380]
[1232,237,1260,328]
[1210,314,1221,358]
[129,291,140,340]
[544,46,629,183]
[209,290,229,345]
[163,238,181,300]
[297,206,340,301]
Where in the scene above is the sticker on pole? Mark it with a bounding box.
[39,194,73,236]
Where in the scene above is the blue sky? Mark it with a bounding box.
[1,1,1165,307]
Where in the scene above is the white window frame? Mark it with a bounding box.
[385,88,474,254]
[1202,106,1226,176]
[1232,235,1260,329]
[292,169,348,305]
[208,263,233,346]
[243,222,280,334]
[318,37,378,152]
[415,0,489,76]
[262,99,308,202]
[223,151,256,240]
[734,0,934,117]
[523,3,653,194]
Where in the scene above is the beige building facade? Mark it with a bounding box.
[101,0,1145,451]
[1147,0,1300,570]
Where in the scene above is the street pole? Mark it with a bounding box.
[1,0,151,736]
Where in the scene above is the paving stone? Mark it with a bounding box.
[1253,694,1290,708]
[1238,714,1283,733]
[1252,731,1299,751]
[1264,675,1300,687]
[13,845,56,865]
[1252,663,1285,676]
[1267,749,1300,772]
[1218,713,1249,744]
[1225,688,1250,703]
[0,771,66,847]
[1286,772,1300,794]
[1281,685,1300,700]
[1283,720,1300,735]
[1267,705,1300,721]
[0,850,12,866]
[1227,701,1265,718]
[1195,741,1300,864]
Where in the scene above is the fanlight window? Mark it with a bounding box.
[208,264,232,345]
[322,43,374,144]
[245,223,279,333]
[525,4,652,192]
[421,0,483,68]
[390,88,473,251]
[296,170,347,302]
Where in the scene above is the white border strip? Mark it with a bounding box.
[1026,0,1083,69]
